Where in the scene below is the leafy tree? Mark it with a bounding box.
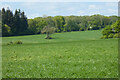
[44,16,56,39]
[35,18,47,34]
[101,20,120,39]
[28,19,38,34]
[111,20,120,33]
[2,24,11,36]
[53,16,65,32]
[102,26,113,36]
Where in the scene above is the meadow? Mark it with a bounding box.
[2,30,118,78]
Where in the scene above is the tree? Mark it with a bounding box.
[101,20,120,39]
[43,16,56,39]
[35,17,47,34]
[28,19,38,34]
[53,16,65,32]
[20,11,28,34]
[2,24,11,36]
[111,20,120,33]
[1,8,29,36]
[0,10,1,37]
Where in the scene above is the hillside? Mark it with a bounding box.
[2,30,118,78]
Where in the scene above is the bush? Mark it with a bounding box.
[100,36,104,39]
[119,33,120,38]
[101,35,108,39]
[14,40,23,44]
[108,34,114,38]
[2,24,11,37]
[102,26,113,35]
[7,41,13,45]
[113,33,118,38]
[7,43,11,45]
[103,35,108,39]
[7,41,23,45]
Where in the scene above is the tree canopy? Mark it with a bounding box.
[1,8,119,38]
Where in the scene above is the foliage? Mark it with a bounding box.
[7,41,13,45]
[101,20,120,39]
[2,24,11,36]
[2,8,118,37]
[113,33,120,38]
[28,19,38,34]
[2,8,28,36]
[14,40,23,44]
[111,20,120,33]
[108,33,114,38]
[7,40,23,45]
[102,26,113,36]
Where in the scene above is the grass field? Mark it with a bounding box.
[2,30,118,78]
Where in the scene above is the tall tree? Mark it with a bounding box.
[12,9,21,35]
[20,11,28,34]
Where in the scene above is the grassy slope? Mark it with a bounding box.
[2,30,118,78]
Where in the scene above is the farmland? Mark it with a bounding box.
[2,30,118,78]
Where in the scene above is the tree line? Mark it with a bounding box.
[28,15,118,34]
[2,8,28,37]
[1,8,118,37]
[101,20,120,38]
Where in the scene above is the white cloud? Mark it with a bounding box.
[0,0,119,2]
[67,7,75,12]
[0,3,12,10]
[105,2,118,7]
[107,9,118,14]
[77,10,84,15]
[27,13,41,19]
[88,5,97,10]
[51,10,59,14]
[21,2,57,11]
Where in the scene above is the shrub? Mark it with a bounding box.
[103,35,108,39]
[100,36,104,39]
[102,26,113,36]
[14,40,23,44]
[101,35,108,39]
[7,43,11,45]
[113,33,119,38]
[118,33,120,38]
[2,24,11,37]
[108,34,114,38]
[7,41,13,45]
[10,41,13,44]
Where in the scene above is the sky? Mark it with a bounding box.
[0,2,118,19]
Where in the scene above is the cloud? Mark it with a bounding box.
[0,0,118,2]
[67,7,76,12]
[27,13,41,19]
[105,2,118,7]
[88,5,97,10]
[0,2,118,19]
[0,3,12,10]
[77,10,85,15]
[107,9,118,14]
[51,10,60,14]
[21,2,57,11]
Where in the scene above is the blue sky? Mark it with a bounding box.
[0,2,118,19]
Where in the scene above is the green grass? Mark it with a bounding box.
[2,30,118,78]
